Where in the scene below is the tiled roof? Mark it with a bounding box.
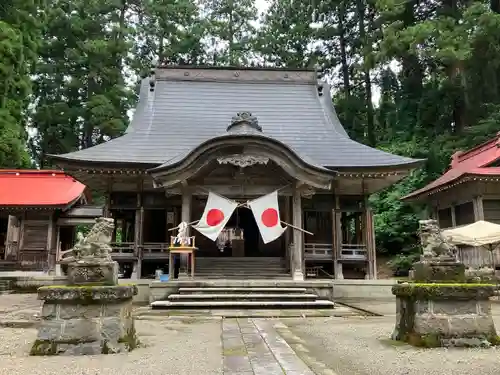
[402,134,500,200]
[0,170,86,207]
[50,66,422,170]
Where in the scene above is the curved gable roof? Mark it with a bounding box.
[50,66,422,170]
[0,170,86,208]
[403,134,500,200]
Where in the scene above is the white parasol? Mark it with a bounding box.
[442,220,500,270]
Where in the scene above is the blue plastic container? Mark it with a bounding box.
[159,274,170,282]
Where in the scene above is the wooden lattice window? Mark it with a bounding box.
[455,202,474,226]
[438,207,453,228]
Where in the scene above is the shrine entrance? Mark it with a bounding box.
[220,206,259,257]
[0,216,7,260]
[192,197,288,258]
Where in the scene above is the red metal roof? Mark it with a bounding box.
[403,133,500,200]
[0,170,86,207]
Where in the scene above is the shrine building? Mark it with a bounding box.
[50,66,423,280]
[403,133,500,268]
[0,170,100,271]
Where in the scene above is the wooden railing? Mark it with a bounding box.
[19,251,48,271]
[4,242,19,260]
[304,243,332,260]
[142,242,170,259]
[110,242,135,260]
[304,243,368,261]
[110,242,171,260]
[340,244,367,261]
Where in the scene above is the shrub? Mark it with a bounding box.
[388,253,420,276]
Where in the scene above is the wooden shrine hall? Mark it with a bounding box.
[403,133,500,268]
[0,170,101,271]
[50,66,423,280]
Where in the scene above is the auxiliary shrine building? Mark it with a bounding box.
[51,66,422,280]
[0,170,100,271]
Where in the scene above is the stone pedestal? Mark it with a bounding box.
[67,260,118,286]
[413,259,466,283]
[31,284,138,356]
[392,283,498,347]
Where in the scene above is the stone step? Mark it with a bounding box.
[137,308,348,318]
[151,300,335,309]
[196,257,282,261]
[195,269,286,272]
[189,275,289,279]
[195,265,284,268]
[178,287,308,294]
[195,263,284,267]
[194,269,288,275]
[0,280,12,295]
[169,293,319,301]
[196,268,286,270]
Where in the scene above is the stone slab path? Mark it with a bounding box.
[222,318,316,375]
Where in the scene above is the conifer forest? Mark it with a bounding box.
[3,0,500,264]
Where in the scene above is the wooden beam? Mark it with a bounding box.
[474,196,484,221]
[133,179,144,279]
[292,184,304,280]
[46,213,56,273]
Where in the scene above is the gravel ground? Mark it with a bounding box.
[283,315,500,375]
[4,294,500,375]
[0,318,223,375]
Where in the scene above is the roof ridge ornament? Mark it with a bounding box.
[227,111,262,133]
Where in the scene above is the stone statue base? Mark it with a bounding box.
[66,259,118,286]
[392,284,498,347]
[30,285,138,356]
[413,258,466,283]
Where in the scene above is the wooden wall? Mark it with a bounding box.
[458,246,500,269]
[19,211,53,270]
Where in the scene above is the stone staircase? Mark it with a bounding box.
[150,286,335,310]
[193,257,289,279]
[0,279,12,295]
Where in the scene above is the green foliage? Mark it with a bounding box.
[0,0,44,168]
[387,254,419,276]
[3,0,500,257]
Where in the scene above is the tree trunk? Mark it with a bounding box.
[338,1,350,97]
[356,0,375,146]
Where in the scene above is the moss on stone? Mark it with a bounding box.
[392,283,496,300]
[118,326,140,351]
[41,283,137,289]
[379,338,409,347]
[37,284,138,304]
[30,340,58,356]
[101,341,110,354]
[394,331,500,348]
[412,261,466,283]
[223,346,247,356]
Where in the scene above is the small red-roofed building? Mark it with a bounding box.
[403,133,500,267]
[0,170,101,271]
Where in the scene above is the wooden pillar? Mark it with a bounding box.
[180,187,192,277]
[332,194,344,279]
[473,196,484,221]
[46,213,56,274]
[55,226,62,276]
[181,188,192,233]
[363,203,377,280]
[103,179,113,218]
[333,196,343,279]
[283,195,292,268]
[451,205,457,227]
[292,185,304,280]
[18,213,26,259]
[5,215,20,260]
[132,187,144,279]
